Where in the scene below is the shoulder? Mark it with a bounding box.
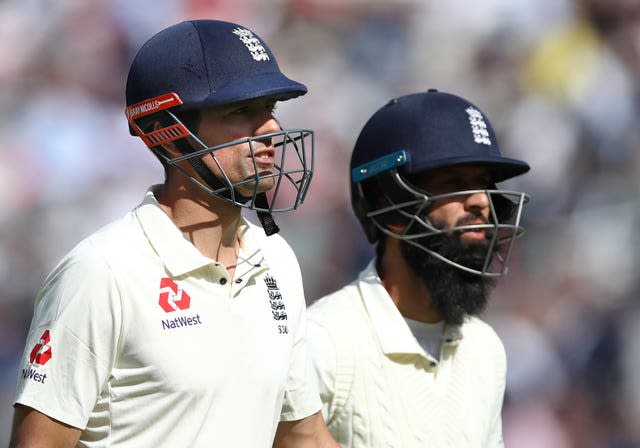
[60,211,139,262]
[461,317,504,347]
[39,213,138,296]
[32,216,137,321]
[83,211,142,256]
[306,280,371,357]
[307,281,363,325]
[459,317,507,368]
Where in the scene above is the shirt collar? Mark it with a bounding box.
[357,259,463,357]
[134,187,225,277]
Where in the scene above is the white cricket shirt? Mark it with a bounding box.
[307,260,506,447]
[14,188,321,447]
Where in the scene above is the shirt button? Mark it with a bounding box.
[220,278,227,285]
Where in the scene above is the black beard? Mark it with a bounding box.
[400,234,496,326]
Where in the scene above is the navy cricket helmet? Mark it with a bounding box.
[350,90,531,276]
[125,20,308,111]
[125,20,314,235]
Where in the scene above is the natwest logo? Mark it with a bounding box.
[158,278,191,312]
[29,330,52,366]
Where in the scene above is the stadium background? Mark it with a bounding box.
[1,0,640,445]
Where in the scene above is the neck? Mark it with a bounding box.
[154,181,243,274]
[378,238,441,323]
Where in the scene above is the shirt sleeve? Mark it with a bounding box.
[13,241,122,430]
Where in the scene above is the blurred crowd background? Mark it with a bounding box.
[1,0,640,446]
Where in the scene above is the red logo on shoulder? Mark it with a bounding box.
[158,278,191,312]
[30,330,52,366]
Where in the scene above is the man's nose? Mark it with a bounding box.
[256,115,281,136]
[464,189,490,216]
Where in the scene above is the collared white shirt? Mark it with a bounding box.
[307,259,505,447]
[14,188,320,447]
[356,262,462,361]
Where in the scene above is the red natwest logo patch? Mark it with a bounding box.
[30,330,52,366]
[158,278,191,312]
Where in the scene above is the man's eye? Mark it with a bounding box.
[230,107,249,116]
[228,104,276,117]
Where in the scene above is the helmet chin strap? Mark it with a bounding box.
[254,194,280,236]
[186,153,280,236]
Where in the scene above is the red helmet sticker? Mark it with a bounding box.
[29,330,52,366]
[158,278,191,313]
[125,92,190,149]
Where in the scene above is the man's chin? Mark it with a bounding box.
[401,235,495,325]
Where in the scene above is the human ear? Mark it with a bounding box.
[387,222,407,234]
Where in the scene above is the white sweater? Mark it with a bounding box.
[307,260,506,448]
